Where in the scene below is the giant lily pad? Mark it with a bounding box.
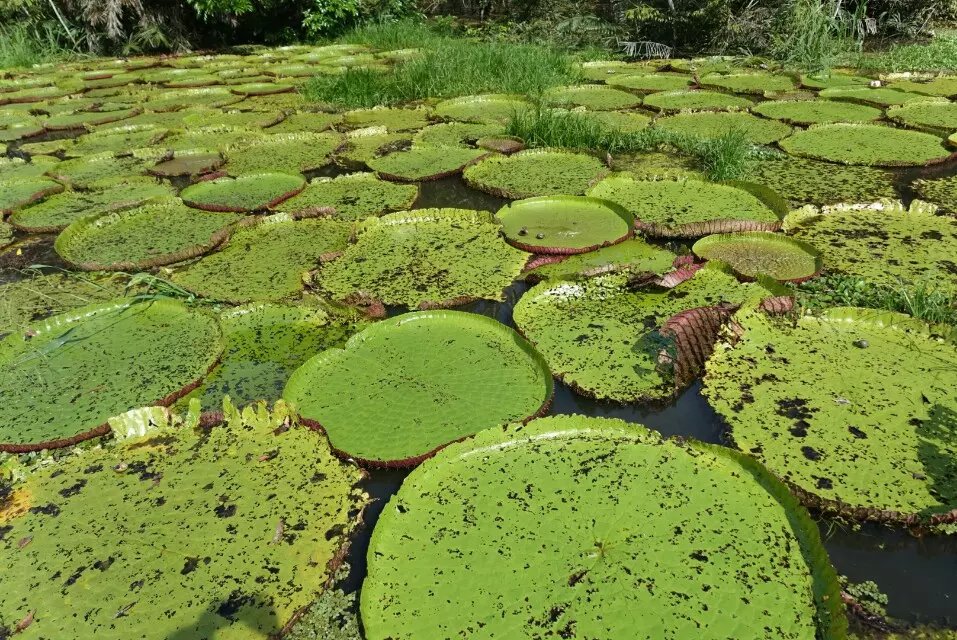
[55,199,242,270]
[753,99,883,125]
[47,150,159,188]
[68,124,167,156]
[606,72,692,92]
[225,132,342,175]
[914,175,957,212]
[513,265,777,401]
[433,94,529,123]
[0,156,59,180]
[523,238,676,282]
[0,177,64,214]
[496,195,634,254]
[314,209,528,309]
[162,125,264,154]
[704,307,957,522]
[180,172,306,212]
[367,146,486,182]
[140,86,243,111]
[171,213,350,302]
[890,77,957,98]
[887,100,957,135]
[654,111,793,144]
[266,111,344,134]
[342,107,430,131]
[0,298,222,450]
[182,109,285,129]
[283,310,553,466]
[361,414,846,640]
[0,400,367,637]
[800,72,872,89]
[230,82,293,96]
[464,149,608,199]
[700,72,797,94]
[149,149,225,178]
[277,173,418,221]
[41,107,139,131]
[411,122,504,148]
[747,156,896,205]
[543,84,642,111]
[819,86,929,106]
[778,124,953,167]
[0,122,44,142]
[577,109,651,133]
[587,175,783,238]
[642,89,754,112]
[334,127,413,170]
[787,200,957,293]
[692,232,822,282]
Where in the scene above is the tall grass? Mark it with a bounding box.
[302,39,579,108]
[797,275,957,325]
[337,19,446,51]
[856,30,957,72]
[0,23,74,70]
[771,0,867,74]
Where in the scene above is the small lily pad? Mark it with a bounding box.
[433,94,530,123]
[642,89,754,112]
[693,232,822,282]
[779,123,953,166]
[277,173,418,220]
[464,148,609,199]
[543,84,642,111]
[0,177,64,214]
[753,99,883,125]
[180,172,307,212]
[283,310,553,466]
[367,146,487,182]
[523,238,676,282]
[654,111,793,144]
[496,195,634,254]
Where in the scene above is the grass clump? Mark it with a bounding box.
[338,18,447,50]
[857,30,957,72]
[302,39,578,108]
[796,274,957,326]
[771,0,866,74]
[0,23,74,69]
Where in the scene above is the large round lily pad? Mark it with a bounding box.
[700,72,797,94]
[704,307,957,522]
[230,82,293,96]
[361,414,846,640]
[433,94,529,123]
[753,99,883,126]
[0,156,59,180]
[171,213,351,303]
[523,238,676,281]
[367,146,487,182]
[342,107,430,131]
[225,132,342,175]
[314,209,528,309]
[496,195,633,254]
[0,401,367,637]
[266,111,343,134]
[180,172,306,212]
[654,111,793,144]
[577,109,652,133]
[587,175,783,238]
[277,173,418,221]
[543,84,642,111]
[787,200,957,293]
[41,107,139,131]
[334,127,412,170]
[0,298,222,451]
[513,265,777,401]
[778,124,953,167]
[747,157,896,205]
[47,151,158,188]
[606,72,692,92]
[818,86,929,106]
[149,149,225,178]
[693,232,822,282]
[0,177,64,214]
[68,124,168,156]
[283,310,553,466]
[411,121,504,148]
[182,109,285,130]
[887,100,957,134]
[140,86,243,111]
[914,175,957,212]
[464,149,609,199]
[642,89,754,112]
[55,199,243,271]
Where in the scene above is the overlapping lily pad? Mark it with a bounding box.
[753,99,883,125]
[432,94,529,123]
[513,265,777,401]
[747,157,895,205]
[230,82,293,96]
[161,124,264,153]
[464,149,609,199]
[543,84,642,111]
[655,111,793,144]
[576,109,652,132]
[68,123,167,156]
[890,77,957,97]
[523,238,677,281]
[149,149,225,178]
[0,399,367,637]
[606,72,692,92]
[0,177,64,214]
[334,127,413,170]
[277,173,418,220]
[819,86,929,106]
[705,307,957,522]
[362,414,846,640]
[0,122,44,142]
[411,121,504,148]
[693,232,822,281]
[588,175,783,238]
[55,199,242,270]
[172,212,350,302]
[914,175,957,212]
[342,107,431,131]
[47,150,160,188]
[800,72,872,89]
[0,156,58,180]
[225,132,342,174]
[642,89,754,112]
[779,123,953,166]
[180,172,306,212]
[700,72,797,94]
[41,107,139,131]
[266,111,344,133]
[182,109,285,129]
[314,208,528,309]
[0,221,13,249]
[283,310,553,466]
[496,195,634,254]
[0,298,222,450]
[367,146,487,182]
[139,86,243,111]
[887,100,957,134]
[610,151,704,180]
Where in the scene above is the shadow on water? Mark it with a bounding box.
[166,596,280,640]
[919,404,957,517]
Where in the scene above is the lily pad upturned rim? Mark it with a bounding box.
[463,148,611,200]
[496,195,635,255]
[367,146,490,183]
[285,310,554,468]
[0,298,223,453]
[778,122,956,167]
[692,231,824,283]
[0,178,65,214]
[179,172,307,212]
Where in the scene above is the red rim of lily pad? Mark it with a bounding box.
[179,172,307,212]
[230,83,295,96]
[0,180,65,215]
[149,151,225,178]
[497,195,635,255]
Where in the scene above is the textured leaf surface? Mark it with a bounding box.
[367,146,486,182]
[411,122,504,148]
[48,152,155,188]
[692,232,822,281]
[543,84,642,110]
[496,195,633,253]
[180,173,306,212]
[700,72,797,94]
[747,157,895,205]
[464,149,608,199]
[642,89,754,112]
[277,173,418,221]
[225,132,341,175]
[752,99,882,125]
[818,86,929,106]
[433,94,530,123]
[284,310,553,466]
[0,178,64,214]
[704,307,957,519]
[606,72,692,92]
[887,100,957,134]
[0,402,367,638]
[342,107,430,131]
[914,175,957,212]
[362,415,845,640]
[523,238,676,281]
[779,124,952,166]
[655,111,792,144]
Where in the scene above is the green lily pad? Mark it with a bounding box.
[266,111,344,133]
[0,122,45,142]
[575,109,652,132]
[779,123,952,166]
[523,238,676,281]
[55,199,242,271]
[787,200,957,293]
[0,400,367,636]
[140,86,244,111]
[225,132,342,175]
[914,175,957,212]
[579,59,631,81]
[747,157,895,205]
[230,82,294,96]
[543,84,642,111]
[704,306,957,521]
[0,156,59,180]
[164,72,220,88]
[10,177,174,233]
[182,109,285,129]
[890,77,957,97]
[0,177,64,214]
[0,298,222,450]
[692,232,822,282]
[800,72,872,89]
[513,265,777,401]
[171,213,351,302]
[699,72,797,94]
[654,111,793,144]
[361,414,846,640]
[180,172,306,212]
[41,107,139,131]
[411,122,504,148]
[433,94,530,123]
[183,304,358,411]
[2,84,72,103]
[284,310,553,466]
[314,208,528,309]
[496,195,634,254]
[150,149,225,178]
[334,127,413,170]
[887,100,957,134]
[610,151,704,180]
[162,125,265,154]
[642,89,754,112]
[464,149,609,199]
[753,99,883,125]
[68,124,167,156]
[277,173,418,221]
[606,72,693,92]
[367,146,487,182]
[587,175,783,238]
[819,86,930,106]
[0,221,12,249]
[342,107,430,131]
[47,150,159,188]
